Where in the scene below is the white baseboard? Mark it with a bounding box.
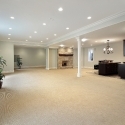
[46,67,57,70]
[49,67,57,69]
[73,66,93,69]
[14,65,46,69]
[83,66,93,69]
[73,66,84,69]
[3,70,14,74]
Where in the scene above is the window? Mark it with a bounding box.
[88,49,94,61]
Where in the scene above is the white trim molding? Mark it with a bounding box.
[84,66,93,69]
[14,65,46,69]
[49,67,57,69]
[3,70,14,73]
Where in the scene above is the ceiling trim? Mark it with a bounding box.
[1,40,46,47]
[46,11,125,47]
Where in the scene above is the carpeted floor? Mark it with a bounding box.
[0,68,125,125]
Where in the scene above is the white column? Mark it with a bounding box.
[76,37,82,77]
[46,47,49,70]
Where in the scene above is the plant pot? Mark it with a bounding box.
[0,81,2,89]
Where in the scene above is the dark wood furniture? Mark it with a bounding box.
[99,62,119,75]
[118,64,125,79]
[94,64,99,70]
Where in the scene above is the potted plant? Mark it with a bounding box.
[0,56,6,89]
[17,57,22,69]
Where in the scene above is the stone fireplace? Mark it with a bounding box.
[62,61,68,66]
[58,48,73,69]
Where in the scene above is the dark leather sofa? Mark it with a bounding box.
[118,64,125,79]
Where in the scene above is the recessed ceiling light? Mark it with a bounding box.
[26,40,28,41]
[81,38,87,42]
[46,38,48,40]
[10,17,15,19]
[8,38,10,39]
[41,41,43,42]
[95,41,98,42]
[8,34,11,35]
[43,23,46,25]
[29,36,32,38]
[87,16,91,19]
[58,7,63,11]
[66,27,69,30]
[54,34,57,36]
[34,31,37,33]
[9,28,12,30]
[59,44,64,47]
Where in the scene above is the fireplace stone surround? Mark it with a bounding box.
[58,48,73,69]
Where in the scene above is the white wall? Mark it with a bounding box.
[14,46,46,68]
[0,41,14,73]
[84,41,125,68]
[49,49,57,69]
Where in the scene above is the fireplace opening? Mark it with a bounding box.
[62,61,68,66]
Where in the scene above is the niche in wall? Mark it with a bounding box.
[88,48,94,62]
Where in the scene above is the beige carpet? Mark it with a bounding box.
[0,68,125,125]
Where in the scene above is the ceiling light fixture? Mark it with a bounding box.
[54,34,57,36]
[10,17,15,19]
[87,16,91,19]
[9,28,12,30]
[8,38,10,39]
[29,36,32,38]
[81,38,87,42]
[8,34,11,35]
[41,41,43,42]
[59,44,64,47]
[95,41,98,42]
[66,27,69,30]
[43,23,46,25]
[46,38,48,40]
[58,7,63,11]
[103,40,113,54]
[34,31,37,33]
[26,40,28,41]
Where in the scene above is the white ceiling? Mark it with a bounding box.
[0,0,125,47]
[49,21,125,48]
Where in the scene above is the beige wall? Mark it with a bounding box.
[1,41,123,72]
[14,46,46,68]
[49,49,57,69]
[83,41,125,68]
[0,41,14,73]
